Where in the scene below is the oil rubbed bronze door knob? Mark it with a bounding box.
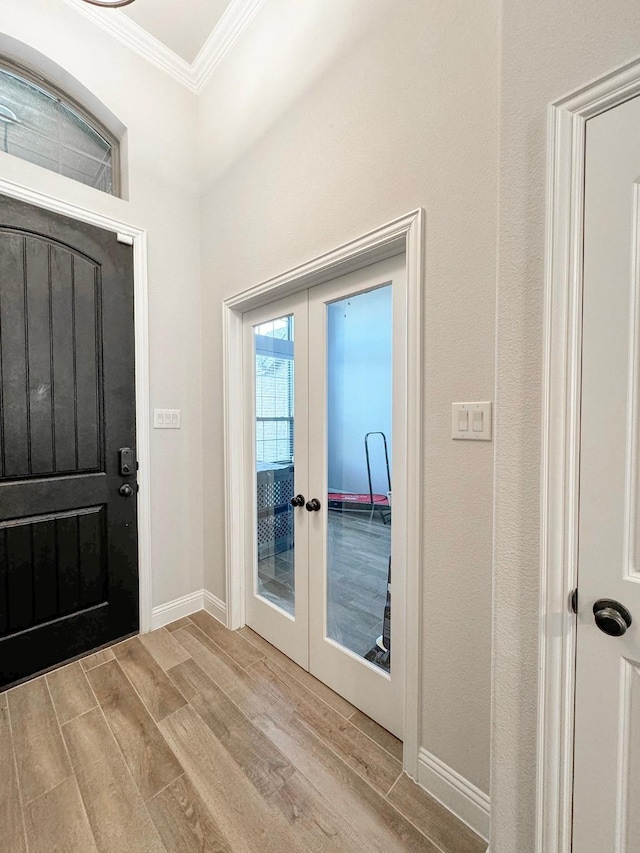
[593,599,632,637]
[305,498,321,512]
[119,483,134,498]
[290,494,305,507]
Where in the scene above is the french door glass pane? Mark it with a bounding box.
[254,315,295,616]
[326,285,392,672]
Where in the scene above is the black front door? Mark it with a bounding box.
[0,195,138,688]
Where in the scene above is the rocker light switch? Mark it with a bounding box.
[452,402,492,441]
[154,408,181,429]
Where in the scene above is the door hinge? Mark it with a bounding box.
[570,587,578,614]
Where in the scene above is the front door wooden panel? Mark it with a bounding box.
[0,195,138,688]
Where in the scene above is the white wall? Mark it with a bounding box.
[492,1,640,850]
[9,2,640,847]
[199,0,499,796]
[0,0,204,611]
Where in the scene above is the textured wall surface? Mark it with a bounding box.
[0,0,204,610]
[492,1,640,850]
[10,0,630,838]
[199,0,499,794]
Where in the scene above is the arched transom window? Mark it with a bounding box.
[0,60,118,195]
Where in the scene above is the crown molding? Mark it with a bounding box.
[191,0,267,92]
[62,0,267,93]
[62,0,195,89]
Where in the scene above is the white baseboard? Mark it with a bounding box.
[150,589,227,630]
[417,747,490,841]
[203,590,227,625]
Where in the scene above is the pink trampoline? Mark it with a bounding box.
[327,432,391,523]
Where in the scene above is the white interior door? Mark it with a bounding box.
[243,254,406,738]
[573,94,640,850]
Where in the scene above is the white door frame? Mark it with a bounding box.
[223,209,424,775]
[538,57,640,853]
[0,176,153,634]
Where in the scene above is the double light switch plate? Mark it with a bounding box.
[451,402,492,440]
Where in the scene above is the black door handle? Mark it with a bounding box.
[306,498,321,512]
[119,484,134,498]
[291,494,305,507]
[593,599,632,636]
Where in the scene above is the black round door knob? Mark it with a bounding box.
[305,498,321,512]
[119,484,134,498]
[593,599,632,637]
[290,494,305,507]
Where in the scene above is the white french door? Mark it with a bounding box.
[243,255,406,737]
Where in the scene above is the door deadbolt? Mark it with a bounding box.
[119,447,135,477]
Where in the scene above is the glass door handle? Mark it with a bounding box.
[306,498,321,512]
[291,494,305,507]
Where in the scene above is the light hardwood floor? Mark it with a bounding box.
[258,511,392,660]
[1,611,486,853]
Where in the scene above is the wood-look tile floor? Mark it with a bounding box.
[1,611,486,853]
[258,511,392,659]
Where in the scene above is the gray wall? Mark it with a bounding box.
[492,1,640,849]
[199,0,499,795]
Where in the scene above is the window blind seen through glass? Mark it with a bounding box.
[254,316,294,464]
[0,66,114,194]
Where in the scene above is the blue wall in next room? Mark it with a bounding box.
[327,284,392,496]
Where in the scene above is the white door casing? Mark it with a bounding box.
[223,210,424,774]
[539,58,640,853]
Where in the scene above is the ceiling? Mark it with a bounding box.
[66,0,265,91]
[120,0,233,64]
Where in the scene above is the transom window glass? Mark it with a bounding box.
[0,61,116,195]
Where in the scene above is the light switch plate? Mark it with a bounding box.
[452,402,492,440]
[154,408,181,429]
